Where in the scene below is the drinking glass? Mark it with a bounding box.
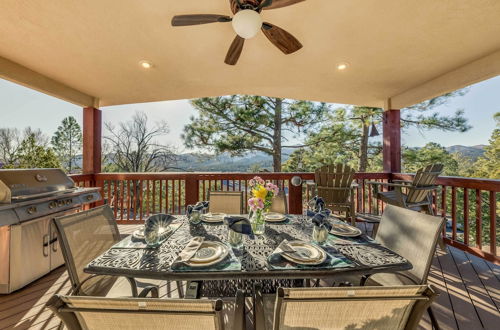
[228,229,243,248]
[312,225,328,245]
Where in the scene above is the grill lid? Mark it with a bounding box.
[0,169,75,203]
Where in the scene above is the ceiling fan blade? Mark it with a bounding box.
[225,35,245,65]
[261,22,302,54]
[171,14,231,26]
[262,0,305,10]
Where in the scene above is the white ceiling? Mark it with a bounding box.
[0,0,499,108]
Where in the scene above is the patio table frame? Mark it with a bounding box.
[84,216,412,287]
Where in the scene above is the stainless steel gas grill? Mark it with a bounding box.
[0,169,101,294]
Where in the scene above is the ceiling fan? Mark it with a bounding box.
[171,0,304,65]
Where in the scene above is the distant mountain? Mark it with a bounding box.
[71,145,485,173]
[447,145,485,161]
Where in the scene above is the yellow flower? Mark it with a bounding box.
[252,186,268,200]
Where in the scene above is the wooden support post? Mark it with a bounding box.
[382,109,401,173]
[288,183,303,215]
[185,177,200,208]
[82,107,102,174]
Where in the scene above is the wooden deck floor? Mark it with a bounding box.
[0,225,498,330]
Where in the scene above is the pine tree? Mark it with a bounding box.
[51,116,82,173]
[473,113,500,179]
[183,96,329,172]
[5,133,60,169]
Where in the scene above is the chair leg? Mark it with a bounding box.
[176,281,184,298]
[427,307,440,330]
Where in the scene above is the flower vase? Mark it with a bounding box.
[250,209,265,235]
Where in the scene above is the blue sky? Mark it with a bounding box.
[0,76,499,151]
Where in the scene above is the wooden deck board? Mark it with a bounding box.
[1,225,499,330]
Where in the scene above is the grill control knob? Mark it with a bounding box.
[86,195,94,201]
[27,206,37,215]
[58,200,64,207]
[48,201,57,209]
[65,199,72,205]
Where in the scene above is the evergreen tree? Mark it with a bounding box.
[51,116,82,173]
[473,113,500,179]
[284,90,470,172]
[402,143,459,175]
[4,133,60,169]
[183,96,329,172]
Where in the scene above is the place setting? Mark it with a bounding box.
[201,212,227,223]
[267,239,353,270]
[112,214,182,249]
[328,219,377,245]
[263,212,292,224]
[170,236,241,272]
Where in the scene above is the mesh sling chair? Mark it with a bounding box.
[360,205,446,329]
[208,191,244,214]
[269,191,288,214]
[253,285,437,330]
[53,205,159,298]
[314,163,357,225]
[46,289,246,330]
[368,164,444,215]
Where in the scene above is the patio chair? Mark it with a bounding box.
[269,191,288,214]
[314,163,357,225]
[53,205,160,298]
[208,191,243,214]
[368,164,443,215]
[46,289,246,330]
[361,205,445,329]
[253,285,437,330]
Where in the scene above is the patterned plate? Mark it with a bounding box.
[330,223,362,237]
[202,213,227,223]
[282,241,327,265]
[264,212,287,222]
[185,241,229,267]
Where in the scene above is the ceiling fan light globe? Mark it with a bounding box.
[232,9,262,39]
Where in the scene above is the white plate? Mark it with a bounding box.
[202,213,226,223]
[330,223,362,237]
[281,241,327,265]
[185,241,229,268]
[264,212,287,222]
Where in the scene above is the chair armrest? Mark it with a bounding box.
[365,181,408,188]
[317,186,357,191]
[74,274,148,297]
[138,285,159,298]
[232,290,246,330]
[360,272,420,286]
[392,180,412,185]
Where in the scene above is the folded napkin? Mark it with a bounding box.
[311,212,333,231]
[306,208,332,218]
[187,201,209,216]
[225,216,254,239]
[275,239,297,254]
[176,237,205,263]
[272,239,309,260]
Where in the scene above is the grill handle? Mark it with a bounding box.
[42,234,49,257]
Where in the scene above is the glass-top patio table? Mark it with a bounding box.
[84,215,411,296]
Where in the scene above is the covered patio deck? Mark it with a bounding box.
[0,224,498,330]
[0,0,500,329]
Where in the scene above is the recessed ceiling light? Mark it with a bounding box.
[139,60,153,69]
[336,62,349,71]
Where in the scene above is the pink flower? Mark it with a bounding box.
[248,197,264,211]
[253,176,265,186]
[248,179,256,187]
[266,183,279,195]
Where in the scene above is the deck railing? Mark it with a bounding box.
[70,172,499,264]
